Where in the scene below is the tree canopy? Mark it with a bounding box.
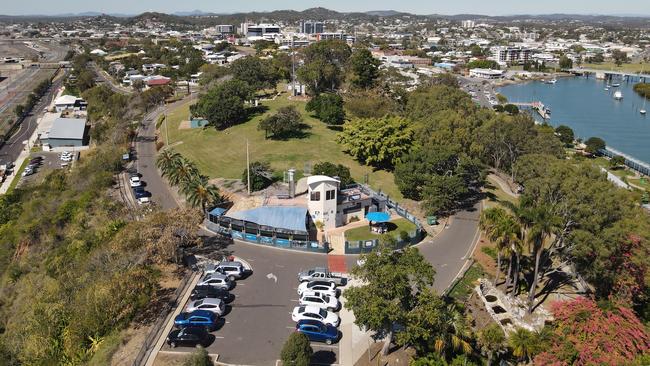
[229,56,280,91]
[312,162,354,187]
[297,40,351,94]
[306,93,345,125]
[348,47,380,89]
[190,79,253,129]
[258,105,305,139]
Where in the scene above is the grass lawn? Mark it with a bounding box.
[483,176,518,209]
[447,263,485,300]
[165,92,402,198]
[344,218,416,242]
[7,158,30,192]
[581,62,650,74]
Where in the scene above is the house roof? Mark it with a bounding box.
[307,175,340,187]
[54,95,79,105]
[48,118,87,140]
[146,78,171,86]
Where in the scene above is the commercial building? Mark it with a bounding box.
[240,23,281,39]
[491,46,532,65]
[316,33,355,44]
[299,20,324,34]
[215,25,234,34]
[469,68,505,79]
[41,117,88,148]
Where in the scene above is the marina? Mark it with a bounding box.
[499,75,650,165]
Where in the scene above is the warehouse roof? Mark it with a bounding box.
[49,118,87,140]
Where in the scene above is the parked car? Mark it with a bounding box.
[205,261,245,280]
[137,196,150,204]
[298,281,339,297]
[166,326,209,348]
[186,298,226,316]
[174,310,219,330]
[292,305,339,327]
[133,187,149,199]
[299,291,340,311]
[21,168,34,177]
[298,267,346,285]
[129,176,141,187]
[197,273,233,290]
[190,285,233,302]
[295,319,339,344]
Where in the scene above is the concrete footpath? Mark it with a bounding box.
[338,279,374,366]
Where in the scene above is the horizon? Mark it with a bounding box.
[2,1,650,17]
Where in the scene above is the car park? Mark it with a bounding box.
[166,326,210,348]
[296,319,339,345]
[129,176,142,187]
[292,305,340,327]
[297,281,339,297]
[174,310,219,330]
[186,298,226,316]
[197,273,233,290]
[299,290,340,311]
[190,285,233,302]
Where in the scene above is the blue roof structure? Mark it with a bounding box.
[226,206,308,233]
[209,207,227,217]
[366,212,390,223]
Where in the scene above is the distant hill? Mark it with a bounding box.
[365,10,405,16]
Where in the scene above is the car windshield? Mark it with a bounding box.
[194,299,203,306]
[298,306,305,313]
[318,309,327,317]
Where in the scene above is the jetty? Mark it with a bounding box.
[568,68,650,83]
[511,101,551,119]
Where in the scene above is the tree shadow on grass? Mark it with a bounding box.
[326,125,344,132]
[246,105,270,119]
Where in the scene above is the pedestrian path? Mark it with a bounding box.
[327,255,347,274]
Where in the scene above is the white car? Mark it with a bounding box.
[299,291,340,311]
[186,298,225,315]
[129,176,141,187]
[292,305,340,327]
[197,273,233,290]
[137,196,150,204]
[298,281,338,297]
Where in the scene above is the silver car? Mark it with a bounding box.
[186,298,225,315]
[197,273,232,290]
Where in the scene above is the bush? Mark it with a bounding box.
[306,93,345,125]
[258,106,305,139]
[280,332,312,366]
[243,161,273,192]
[183,347,212,366]
[312,162,354,187]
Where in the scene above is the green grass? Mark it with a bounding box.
[7,158,30,192]
[581,62,650,74]
[483,176,518,209]
[447,263,485,300]
[86,330,125,366]
[166,92,402,198]
[344,218,416,242]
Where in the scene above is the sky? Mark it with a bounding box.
[3,0,650,16]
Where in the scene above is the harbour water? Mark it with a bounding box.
[498,76,650,163]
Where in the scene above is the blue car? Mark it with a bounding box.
[174,310,219,330]
[296,319,339,344]
[133,187,150,198]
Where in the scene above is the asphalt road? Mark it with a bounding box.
[91,62,134,95]
[0,70,67,166]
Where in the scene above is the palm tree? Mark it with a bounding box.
[526,206,558,314]
[433,304,472,356]
[480,208,507,286]
[503,235,523,295]
[508,328,537,364]
[182,175,222,215]
[168,157,199,189]
[156,148,182,178]
[478,324,506,366]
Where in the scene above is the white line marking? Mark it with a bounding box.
[266,273,278,283]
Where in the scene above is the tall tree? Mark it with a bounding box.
[191,79,253,129]
[258,105,304,139]
[230,56,279,91]
[182,175,222,215]
[477,324,506,366]
[344,237,436,355]
[348,47,380,89]
[306,93,345,125]
[297,40,351,94]
[525,206,559,313]
[338,116,414,170]
[156,149,183,178]
[280,332,313,366]
[312,162,353,187]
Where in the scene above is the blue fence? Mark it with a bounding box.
[205,220,328,253]
[344,184,426,254]
[600,147,650,177]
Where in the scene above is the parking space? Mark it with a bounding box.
[16,151,73,186]
[157,242,354,366]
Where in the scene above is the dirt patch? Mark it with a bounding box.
[178,120,191,129]
[355,343,416,366]
[465,291,500,331]
[110,325,152,366]
[473,234,497,278]
[152,352,192,366]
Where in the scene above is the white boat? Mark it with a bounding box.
[612,83,621,87]
[604,87,610,91]
[642,98,647,115]
[642,109,647,115]
[614,91,623,100]
[545,79,557,84]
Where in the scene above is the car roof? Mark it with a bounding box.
[218,261,243,267]
[300,305,323,313]
[194,298,223,306]
[308,281,334,287]
[180,326,208,335]
[187,309,217,318]
[203,273,227,280]
[297,319,325,327]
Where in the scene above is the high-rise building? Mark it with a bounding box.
[490,46,532,65]
[461,20,475,29]
[299,20,324,34]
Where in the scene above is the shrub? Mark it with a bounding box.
[280,332,312,366]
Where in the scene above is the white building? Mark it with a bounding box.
[461,20,475,29]
[491,46,532,65]
[54,95,87,112]
[307,176,339,230]
[89,49,107,57]
[469,68,505,79]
